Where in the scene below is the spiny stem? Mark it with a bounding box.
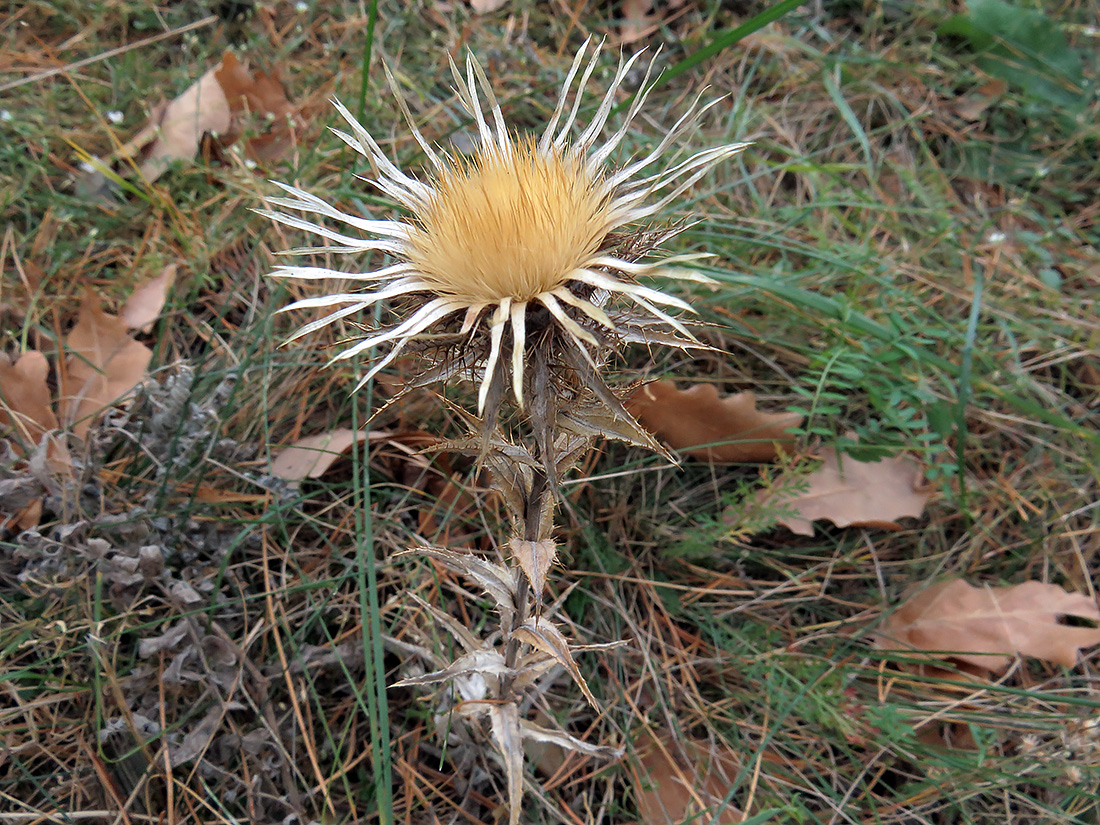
[503,468,547,686]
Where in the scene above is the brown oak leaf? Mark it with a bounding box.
[122,264,176,333]
[269,427,369,484]
[61,293,152,439]
[0,351,60,449]
[626,381,801,463]
[875,579,1100,675]
[103,52,295,183]
[628,731,744,825]
[754,448,931,536]
[118,63,232,181]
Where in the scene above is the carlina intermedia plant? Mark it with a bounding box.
[263,38,745,824]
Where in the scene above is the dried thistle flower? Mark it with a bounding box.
[263,40,746,433]
[263,43,747,823]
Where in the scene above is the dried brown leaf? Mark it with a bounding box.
[631,731,744,825]
[513,619,597,708]
[61,293,152,440]
[119,65,231,181]
[755,447,932,536]
[953,78,1007,121]
[620,0,655,44]
[122,264,176,333]
[0,352,71,476]
[558,403,665,455]
[508,537,557,606]
[520,718,622,759]
[213,52,297,161]
[469,0,509,13]
[392,648,509,687]
[875,579,1100,675]
[108,52,295,184]
[269,428,367,481]
[626,381,801,463]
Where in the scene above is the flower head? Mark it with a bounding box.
[264,40,745,429]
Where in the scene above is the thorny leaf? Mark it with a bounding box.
[269,428,367,482]
[512,650,560,690]
[553,431,600,479]
[523,711,623,784]
[520,717,622,759]
[513,618,598,708]
[631,731,744,825]
[753,447,932,536]
[61,292,152,440]
[875,579,1100,675]
[121,264,176,333]
[626,381,801,463]
[558,403,665,456]
[422,431,533,531]
[407,592,482,654]
[374,429,483,547]
[391,648,510,687]
[508,537,557,609]
[400,546,518,629]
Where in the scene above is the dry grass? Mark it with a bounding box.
[2,0,1099,823]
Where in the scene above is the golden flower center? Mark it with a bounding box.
[406,138,610,304]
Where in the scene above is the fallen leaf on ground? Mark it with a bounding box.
[122,264,176,332]
[952,78,1007,122]
[269,428,368,482]
[626,381,801,462]
[61,293,152,440]
[0,351,71,530]
[103,52,296,183]
[620,0,655,43]
[117,64,231,181]
[212,52,297,161]
[469,0,508,12]
[753,447,931,536]
[0,351,60,449]
[875,579,1100,676]
[629,732,743,824]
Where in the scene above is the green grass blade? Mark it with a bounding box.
[659,0,807,86]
